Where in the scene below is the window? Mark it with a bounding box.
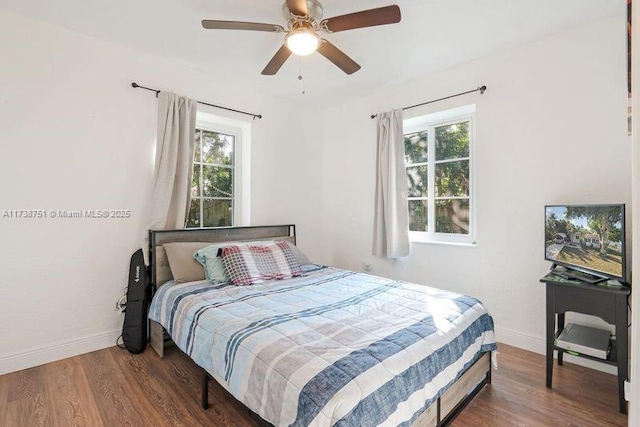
[404,105,475,244]
[187,112,250,228]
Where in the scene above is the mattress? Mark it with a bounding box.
[148,265,496,426]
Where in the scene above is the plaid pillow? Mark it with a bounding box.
[193,240,275,284]
[220,241,303,286]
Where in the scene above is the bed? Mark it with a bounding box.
[147,225,497,426]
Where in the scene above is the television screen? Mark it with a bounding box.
[545,204,626,280]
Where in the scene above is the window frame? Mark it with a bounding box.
[403,104,476,245]
[188,111,251,228]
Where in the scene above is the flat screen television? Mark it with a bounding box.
[545,204,626,283]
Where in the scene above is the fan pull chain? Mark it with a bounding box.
[298,58,306,95]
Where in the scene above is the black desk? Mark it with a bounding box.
[541,273,630,414]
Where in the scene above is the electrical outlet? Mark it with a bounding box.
[625,380,631,401]
[362,262,372,272]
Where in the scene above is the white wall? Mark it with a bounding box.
[0,9,321,374]
[0,7,630,376]
[317,14,630,359]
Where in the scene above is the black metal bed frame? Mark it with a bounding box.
[439,358,491,426]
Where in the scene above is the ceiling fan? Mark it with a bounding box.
[201,0,401,75]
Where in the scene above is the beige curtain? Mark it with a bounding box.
[142,92,197,259]
[373,109,410,258]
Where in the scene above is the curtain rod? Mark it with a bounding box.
[131,82,263,120]
[370,85,486,119]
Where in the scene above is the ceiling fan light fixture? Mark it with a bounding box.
[202,2,402,75]
[285,28,320,56]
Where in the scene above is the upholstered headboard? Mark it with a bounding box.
[149,225,296,291]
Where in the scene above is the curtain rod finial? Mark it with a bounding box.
[131,82,139,88]
[479,85,487,94]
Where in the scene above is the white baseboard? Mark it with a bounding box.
[495,326,546,354]
[495,326,617,375]
[0,326,618,377]
[0,329,121,376]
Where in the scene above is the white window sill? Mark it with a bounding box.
[409,238,477,248]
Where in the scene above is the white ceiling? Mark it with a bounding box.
[0,0,621,108]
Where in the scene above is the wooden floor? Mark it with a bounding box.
[0,343,627,426]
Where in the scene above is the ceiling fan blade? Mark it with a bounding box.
[317,40,361,75]
[262,45,293,75]
[286,0,308,17]
[202,20,284,32]
[323,5,401,33]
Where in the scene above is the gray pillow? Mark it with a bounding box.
[163,242,211,283]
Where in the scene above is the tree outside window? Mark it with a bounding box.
[404,105,475,244]
[187,129,235,228]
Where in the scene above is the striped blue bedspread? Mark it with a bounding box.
[149,265,496,426]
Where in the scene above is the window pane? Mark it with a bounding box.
[194,129,202,162]
[202,131,234,165]
[202,199,232,227]
[435,160,469,197]
[407,165,428,197]
[186,199,200,228]
[404,131,428,164]
[408,199,428,232]
[435,122,469,160]
[191,164,201,197]
[202,165,233,197]
[435,199,470,234]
